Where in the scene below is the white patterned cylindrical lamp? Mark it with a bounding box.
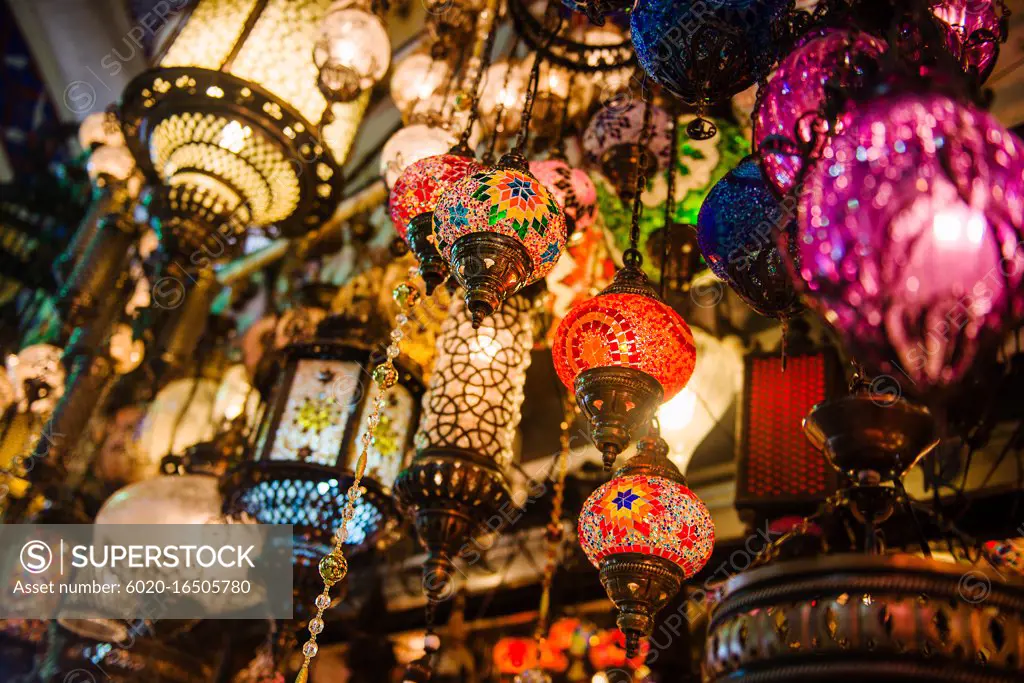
[396,293,533,599]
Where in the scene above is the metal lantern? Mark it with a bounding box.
[705,554,1024,683]
[222,314,423,592]
[120,0,369,257]
[394,293,533,599]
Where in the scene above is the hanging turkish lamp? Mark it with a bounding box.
[578,426,715,657]
[388,12,498,296]
[381,125,459,189]
[390,51,453,122]
[928,0,1008,84]
[561,0,632,26]
[394,292,533,599]
[119,0,368,257]
[753,28,887,197]
[529,72,598,239]
[696,157,803,322]
[314,0,391,103]
[554,102,696,470]
[390,154,484,294]
[583,100,673,201]
[434,51,567,327]
[789,91,1024,400]
[630,0,789,138]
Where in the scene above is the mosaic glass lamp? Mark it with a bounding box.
[119,0,369,258]
[433,157,567,327]
[394,294,533,599]
[222,314,423,591]
[578,431,714,657]
[929,0,1008,83]
[583,101,673,201]
[552,258,696,469]
[390,153,484,294]
[529,159,598,237]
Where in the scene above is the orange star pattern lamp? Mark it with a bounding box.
[552,253,696,469]
[578,431,714,657]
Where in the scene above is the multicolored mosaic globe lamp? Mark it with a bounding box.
[529,159,598,238]
[222,314,423,608]
[390,153,483,294]
[119,0,368,258]
[579,429,715,657]
[434,156,567,327]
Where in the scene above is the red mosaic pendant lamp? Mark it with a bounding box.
[552,98,694,469]
[578,427,715,657]
[390,146,482,294]
[552,252,695,469]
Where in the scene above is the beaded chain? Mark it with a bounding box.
[294,269,424,683]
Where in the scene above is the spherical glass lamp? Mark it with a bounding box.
[434,157,567,326]
[390,53,452,121]
[753,29,887,196]
[6,344,65,416]
[478,59,529,136]
[697,157,803,320]
[630,0,789,136]
[381,124,458,189]
[529,159,598,236]
[583,101,673,201]
[315,0,391,102]
[390,153,483,294]
[86,145,136,185]
[78,111,125,150]
[578,432,714,657]
[792,92,1024,397]
[552,263,696,469]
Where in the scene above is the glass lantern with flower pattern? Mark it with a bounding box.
[222,313,424,605]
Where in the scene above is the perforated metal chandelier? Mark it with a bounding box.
[119,0,369,257]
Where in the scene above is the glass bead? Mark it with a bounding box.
[392,282,421,309]
[387,344,400,359]
[302,640,318,658]
[318,552,348,584]
[308,617,325,635]
[372,364,398,389]
[315,593,331,610]
[396,314,409,325]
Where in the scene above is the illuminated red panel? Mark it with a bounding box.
[736,351,840,518]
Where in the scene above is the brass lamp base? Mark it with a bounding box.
[706,553,1024,683]
[407,213,448,295]
[803,391,939,481]
[574,366,664,470]
[599,553,683,658]
[449,232,532,328]
[393,449,515,601]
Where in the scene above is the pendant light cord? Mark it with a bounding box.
[660,112,680,299]
[456,0,501,150]
[513,12,566,157]
[625,95,655,266]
